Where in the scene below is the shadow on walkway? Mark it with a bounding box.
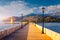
[1,23,29,40]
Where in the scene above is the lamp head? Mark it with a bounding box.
[42,7,45,13]
[42,7,45,11]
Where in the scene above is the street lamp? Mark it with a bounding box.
[21,13,23,29]
[42,7,45,34]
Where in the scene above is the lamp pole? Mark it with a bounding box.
[42,7,45,34]
[21,13,23,28]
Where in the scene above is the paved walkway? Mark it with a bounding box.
[1,22,52,40]
[27,23,52,40]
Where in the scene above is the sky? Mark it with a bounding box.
[0,0,60,20]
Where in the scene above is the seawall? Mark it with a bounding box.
[0,22,28,39]
[34,23,60,40]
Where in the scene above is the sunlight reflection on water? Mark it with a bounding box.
[0,21,20,31]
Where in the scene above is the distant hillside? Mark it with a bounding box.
[3,13,60,23]
[49,12,60,17]
[26,13,50,17]
[22,16,41,22]
[26,13,37,16]
[22,13,60,22]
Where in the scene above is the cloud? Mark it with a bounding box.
[0,1,33,20]
[47,5,60,13]
[36,5,60,14]
[0,0,60,20]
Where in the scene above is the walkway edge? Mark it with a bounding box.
[34,23,60,40]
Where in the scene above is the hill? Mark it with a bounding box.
[3,13,60,23]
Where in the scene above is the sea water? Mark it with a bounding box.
[0,21,20,31]
[37,23,60,33]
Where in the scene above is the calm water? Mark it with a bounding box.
[0,21,20,31]
[0,21,60,33]
[37,23,60,33]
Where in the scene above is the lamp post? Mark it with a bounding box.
[42,7,45,34]
[21,13,23,29]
